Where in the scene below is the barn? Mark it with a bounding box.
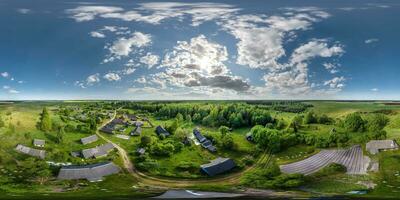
[80,134,98,145]
[366,140,399,154]
[200,157,236,176]
[15,144,46,159]
[57,162,120,182]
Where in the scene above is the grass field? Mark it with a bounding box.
[2,101,400,199]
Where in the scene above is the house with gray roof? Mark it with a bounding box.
[130,126,142,136]
[15,144,45,159]
[81,143,115,159]
[156,126,170,137]
[57,162,120,182]
[366,140,398,154]
[33,139,45,147]
[200,157,236,176]
[80,135,98,145]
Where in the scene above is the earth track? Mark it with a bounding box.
[96,110,271,188]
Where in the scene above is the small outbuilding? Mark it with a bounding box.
[33,139,45,147]
[193,129,206,143]
[130,126,142,136]
[200,157,236,176]
[366,140,399,154]
[57,162,120,182]
[156,126,170,137]
[81,143,115,159]
[80,135,98,145]
[15,144,46,159]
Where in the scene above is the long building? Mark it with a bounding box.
[15,144,45,159]
[366,140,398,154]
[81,143,115,159]
[57,162,120,182]
[200,157,236,176]
[80,134,98,145]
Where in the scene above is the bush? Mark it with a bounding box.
[314,163,346,177]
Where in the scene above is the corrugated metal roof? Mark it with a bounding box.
[15,144,45,159]
[57,162,120,181]
[80,135,98,145]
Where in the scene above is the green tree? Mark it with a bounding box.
[89,116,97,132]
[56,126,65,144]
[366,114,389,132]
[176,113,184,123]
[140,136,152,147]
[218,126,229,137]
[304,111,317,124]
[221,134,234,150]
[38,107,52,132]
[343,113,365,132]
[185,114,192,123]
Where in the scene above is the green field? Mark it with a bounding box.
[1,101,400,199]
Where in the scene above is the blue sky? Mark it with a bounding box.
[0,0,399,100]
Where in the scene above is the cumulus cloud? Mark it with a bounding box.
[161,35,249,92]
[3,85,10,89]
[324,76,346,89]
[104,32,151,62]
[86,73,100,84]
[8,89,20,94]
[371,88,379,92]
[1,72,9,78]
[66,6,123,22]
[140,53,159,68]
[290,39,344,64]
[135,76,147,84]
[323,63,340,74]
[365,38,379,44]
[67,2,239,26]
[90,31,105,38]
[123,67,136,75]
[103,73,121,81]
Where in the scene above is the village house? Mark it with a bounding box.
[193,129,217,152]
[130,126,142,136]
[15,144,46,159]
[57,162,120,182]
[33,139,45,147]
[80,134,98,145]
[81,143,115,159]
[200,157,236,176]
[366,140,399,154]
[156,126,170,137]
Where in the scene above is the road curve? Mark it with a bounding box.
[96,109,271,188]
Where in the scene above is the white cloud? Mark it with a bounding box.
[90,31,105,38]
[103,73,121,81]
[290,39,344,64]
[105,32,152,62]
[68,3,239,26]
[140,53,159,68]
[66,6,123,22]
[1,72,9,78]
[8,89,20,94]
[18,80,25,84]
[3,85,10,89]
[323,63,340,74]
[371,88,379,92]
[324,76,346,89]
[365,38,379,44]
[17,8,31,14]
[135,76,147,84]
[161,35,249,92]
[86,73,100,85]
[123,67,136,75]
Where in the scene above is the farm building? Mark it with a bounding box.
[111,118,126,125]
[134,121,144,127]
[366,140,399,154]
[280,145,369,175]
[15,144,45,159]
[57,162,120,182]
[193,129,217,152]
[130,126,142,136]
[81,143,115,159]
[193,129,206,143]
[124,114,137,121]
[33,139,45,147]
[80,134,98,145]
[156,126,170,137]
[200,157,236,176]
[100,126,114,134]
[116,134,130,140]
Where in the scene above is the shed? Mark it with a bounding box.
[33,139,45,147]
[366,140,399,154]
[193,129,206,143]
[80,135,98,145]
[200,157,236,176]
[81,143,115,159]
[130,126,142,136]
[15,144,45,159]
[57,162,120,182]
[156,126,170,137]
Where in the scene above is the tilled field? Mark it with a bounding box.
[280,145,369,175]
